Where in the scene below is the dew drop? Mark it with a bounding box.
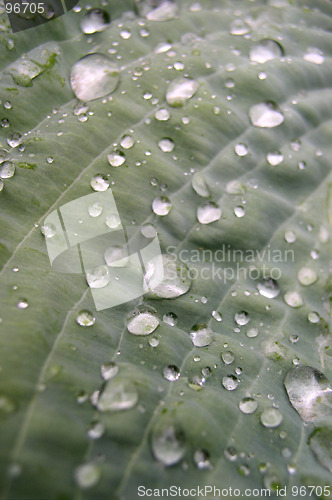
[163,365,180,381]
[141,223,157,239]
[86,265,110,288]
[284,291,303,308]
[194,449,211,469]
[126,305,159,335]
[308,428,332,473]
[71,54,119,101]
[97,379,138,411]
[235,311,250,326]
[155,108,170,121]
[190,324,213,347]
[166,77,199,107]
[100,361,119,381]
[239,397,258,414]
[234,206,245,218]
[257,277,280,298]
[87,420,105,439]
[297,267,317,286]
[284,230,296,243]
[221,351,234,365]
[120,135,134,149]
[250,39,283,63]
[90,174,110,191]
[246,327,258,338]
[249,101,284,128]
[105,213,121,229]
[7,133,21,148]
[146,0,178,21]
[152,196,172,216]
[267,151,283,166]
[235,143,248,157]
[108,150,125,167]
[145,254,191,299]
[151,418,186,466]
[88,201,103,217]
[260,407,283,428]
[304,48,324,65]
[0,161,15,179]
[212,310,222,322]
[163,312,178,326]
[308,311,320,324]
[192,173,210,198]
[104,245,128,266]
[41,223,56,238]
[197,201,221,224]
[149,337,159,347]
[80,9,110,34]
[75,463,100,489]
[222,375,239,391]
[76,310,95,327]
[158,138,174,153]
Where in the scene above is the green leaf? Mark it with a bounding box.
[0,0,332,499]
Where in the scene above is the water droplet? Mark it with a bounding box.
[163,365,180,381]
[193,449,211,469]
[41,223,56,238]
[249,101,284,128]
[88,201,103,217]
[141,223,157,239]
[284,230,296,243]
[151,418,186,466]
[235,143,248,157]
[0,179,3,192]
[235,311,250,326]
[308,311,320,324]
[108,150,125,167]
[166,77,199,107]
[197,201,221,224]
[190,324,213,347]
[246,327,258,338]
[17,299,28,309]
[284,366,332,422]
[126,305,159,335]
[163,312,178,326]
[155,108,170,121]
[250,39,283,63]
[304,48,324,65]
[239,397,258,414]
[297,267,317,286]
[222,375,239,391]
[260,407,283,427]
[100,361,119,380]
[0,161,15,179]
[152,196,172,216]
[76,310,95,327]
[158,138,174,152]
[230,19,249,35]
[90,174,110,191]
[105,213,121,229]
[224,446,238,462]
[308,427,332,473]
[267,151,283,166]
[86,265,110,288]
[234,206,245,218]
[71,54,119,101]
[284,291,303,308]
[149,337,159,347]
[192,173,210,198]
[221,351,234,365]
[87,420,105,439]
[257,277,280,298]
[211,310,222,322]
[120,135,134,149]
[97,378,138,411]
[146,0,178,21]
[145,254,191,299]
[104,245,128,266]
[80,8,110,34]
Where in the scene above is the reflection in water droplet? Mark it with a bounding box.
[166,77,199,107]
[163,365,180,381]
[0,161,15,179]
[250,39,283,63]
[86,265,110,288]
[152,196,172,216]
[284,366,332,422]
[190,324,213,347]
[76,310,95,327]
[80,9,110,34]
[284,291,303,308]
[257,277,280,298]
[145,254,191,299]
[197,202,222,224]
[249,101,284,128]
[260,407,283,427]
[90,174,110,191]
[108,150,125,167]
[41,223,56,238]
[235,311,250,326]
[75,463,100,489]
[297,267,317,286]
[158,138,174,152]
[267,151,283,166]
[222,375,239,391]
[151,418,186,466]
[71,54,119,101]
[97,379,138,411]
[126,305,159,335]
[239,397,258,414]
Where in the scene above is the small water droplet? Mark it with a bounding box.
[308,311,320,324]
[235,143,248,157]
[88,201,103,217]
[75,463,100,489]
[211,310,222,322]
[249,101,284,128]
[41,223,56,238]
[230,19,249,35]
[87,420,105,439]
[120,135,134,149]
[235,311,250,326]
[193,449,211,469]
[105,213,121,229]
[224,446,238,462]
[17,299,28,309]
[108,150,125,167]
[267,151,283,166]
[149,337,159,347]
[155,108,170,121]
[145,0,178,21]
[250,39,283,63]
[222,375,239,391]
[284,230,296,243]
[234,206,245,218]
[0,161,15,179]
[166,77,199,107]
[297,267,317,286]
[97,378,138,411]
[197,201,221,224]
[190,324,213,347]
[239,397,258,414]
[304,48,324,65]
[152,196,172,216]
[163,312,178,326]
[90,174,110,191]
[126,305,159,335]
[221,351,234,365]
[86,265,110,288]
[80,8,110,34]
[163,365,180,381]
[76,310,95,327]
[192,173,210,198]
[100,361,119,380]
[257,277,280,298]
[104,245,128,267]
[158,138,174,152]
[71,54,119,101]
[284,291,303,308]
[7,133,21,148]
[260,407,283,427]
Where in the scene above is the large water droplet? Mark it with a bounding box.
[197,201,222,224]
[249,101,284,128]
[308,427,332,473]
[120,135,134,149]
[284,366,332,422]
[145,254,191,299]
[126,305,159,335]
[152,196,172,216]
[163,365,180,381]
[75,463,100,489]
[76,310,95,327]
[239,397,258,414]
[0,161,15,179]
[80,9,110,34]
[260,407,283,427]
[151,418,186,466]
[250,39,283,63]
[108,150,125,167]
[222,375,239,391]
[166,77,199,107]
[97,379,138,411]
[257,277,280,298]
[71,54,119,101]
[86,265,110,288]
[190,324,213,347]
